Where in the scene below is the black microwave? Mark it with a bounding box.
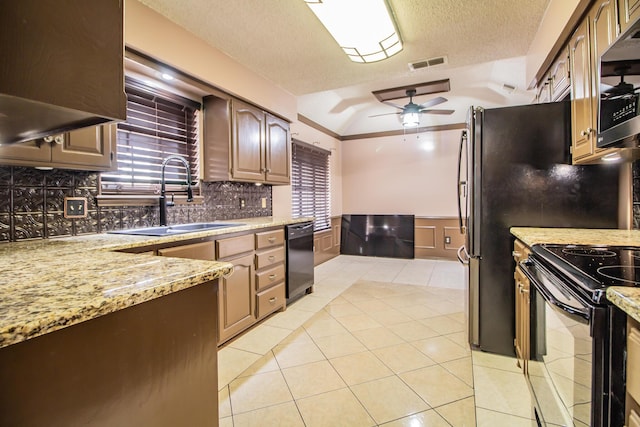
[597,16,640,149]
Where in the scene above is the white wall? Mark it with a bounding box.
[341,130,462,217]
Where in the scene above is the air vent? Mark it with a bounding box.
[409,56,448,71]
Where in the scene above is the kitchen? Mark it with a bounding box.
[2,0,640,426]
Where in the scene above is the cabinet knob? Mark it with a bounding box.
[580,128,593,137]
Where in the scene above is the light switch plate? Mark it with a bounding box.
[63,197,88,219]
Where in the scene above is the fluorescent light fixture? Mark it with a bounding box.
[304,0,402,63]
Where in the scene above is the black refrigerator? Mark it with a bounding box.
[457,101,619,356]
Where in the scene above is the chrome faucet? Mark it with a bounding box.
[159,155,194,226]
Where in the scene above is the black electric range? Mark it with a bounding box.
[521,243,635,427]
[531,244,640,304]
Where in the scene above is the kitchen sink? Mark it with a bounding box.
[108,222,245,236]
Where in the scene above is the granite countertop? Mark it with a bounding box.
[510,227,640,321]
[510,227,640,247]
[0,216,312,349]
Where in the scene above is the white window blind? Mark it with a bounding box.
[101,77,200,194]
[291,140,331,231]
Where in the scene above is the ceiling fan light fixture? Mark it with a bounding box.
[402,111,420,127]
[304,0,402,64]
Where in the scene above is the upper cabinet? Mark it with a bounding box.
[0,124,117,171]
[0,1,126,144]
[619,0,640,32]
[569,0,621,164]
[203,96,291,185]
[535,46,570,104]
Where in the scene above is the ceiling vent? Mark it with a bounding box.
[408,56,448,71]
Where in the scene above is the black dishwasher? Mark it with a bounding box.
[285,222,314,302]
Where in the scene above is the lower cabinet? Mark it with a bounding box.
[513,239,531,373]
[627,317,640,425]
[155,227,287,346]
[414,217,465,260]
[217,252,256,344]
[313,216,341,266]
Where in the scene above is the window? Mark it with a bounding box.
[101,77,201,195]
[291,140,331,231]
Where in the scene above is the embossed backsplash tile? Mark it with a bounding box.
[634,161,640,229]
[0,167,274,242]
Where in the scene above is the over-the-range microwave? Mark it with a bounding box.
[597,15,640,149]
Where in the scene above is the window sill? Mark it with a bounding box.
[96,195,205,207]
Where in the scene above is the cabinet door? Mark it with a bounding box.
[514,266,530,373]
[569,19,595,161]
[218,253,256,344]
[51,124,116,170]
[0,139,52,164]
[551,46,571,101]
[264,114,290,184]
[619,0,640,32]
[231,100,265,182]
[536,78,552,103]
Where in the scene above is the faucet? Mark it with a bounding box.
[159,155,194,226]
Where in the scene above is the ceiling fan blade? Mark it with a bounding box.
[418,96,448,109]
[368,112,401,118]
[381,100,405,109]
[420,109,455,115]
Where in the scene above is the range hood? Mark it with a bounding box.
[0,1,126,144]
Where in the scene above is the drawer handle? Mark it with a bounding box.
[269,274,277,281]
[512,250,521,258]
[268,237,276,243]
[268,255,276,261]
[269,297,277,304]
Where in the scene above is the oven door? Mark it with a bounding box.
[521,260,596,427]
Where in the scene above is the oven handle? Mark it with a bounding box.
[519,260,590,324]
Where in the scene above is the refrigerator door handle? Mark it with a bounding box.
[456,245,469,265]
[457,130,467,235]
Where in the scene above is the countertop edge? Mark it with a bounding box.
[607,287,640,323]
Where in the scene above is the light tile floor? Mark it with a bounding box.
[218,255,535,426]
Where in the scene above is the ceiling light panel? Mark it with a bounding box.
[304,0,402,63]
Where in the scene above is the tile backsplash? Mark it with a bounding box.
[0,167,272,242]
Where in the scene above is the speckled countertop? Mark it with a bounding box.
[510,227,640,320]
[0,217,312,349]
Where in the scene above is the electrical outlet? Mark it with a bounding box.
[63,197,87,219]
[445,236,452,244]
[239,198,246,208]
[261,197,267,208]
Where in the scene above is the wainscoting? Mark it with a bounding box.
[414,217,465,260]
[313,216,340,266]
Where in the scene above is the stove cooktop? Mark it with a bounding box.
[531,244,640,303]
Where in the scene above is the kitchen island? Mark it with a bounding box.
[0,216,310,427]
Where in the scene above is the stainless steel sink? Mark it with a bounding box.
[108,222,244,236]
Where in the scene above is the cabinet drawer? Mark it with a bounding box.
[255,229,284,249]
[256,263,286,291]
[255,246,285,270]
[628,324,640,404]
[158,241,215,260]
[256,282,285,319]
[216,234,254,259]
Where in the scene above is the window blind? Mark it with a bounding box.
[101,77,201,194]
[291,141,331,231]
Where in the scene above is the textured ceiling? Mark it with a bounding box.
[139,0,551,136]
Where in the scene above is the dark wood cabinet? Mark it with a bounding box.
[0,1,125,144]
[0,124,117,171]
[203,96,290,185]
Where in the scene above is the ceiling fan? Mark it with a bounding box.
[369,89,454,127]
